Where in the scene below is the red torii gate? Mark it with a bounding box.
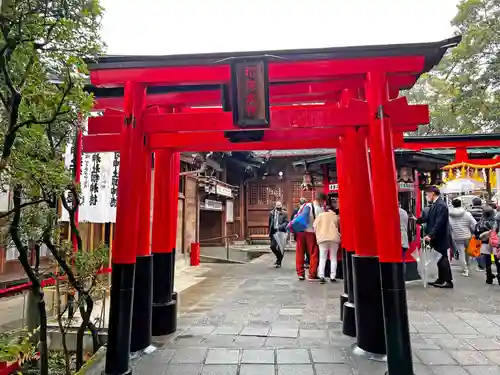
[84,36,461,375]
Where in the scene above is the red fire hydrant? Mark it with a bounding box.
[190,242,200,266]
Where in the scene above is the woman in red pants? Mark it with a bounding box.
[295,192,326,280]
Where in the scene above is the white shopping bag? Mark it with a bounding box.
[273,231,287,255]
[414,241,443,288]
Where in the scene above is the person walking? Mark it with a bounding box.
[416,186,453,288]
[294,192,325,281]
[475,206,500,284]
[469,197,486,271]
[313,205,341,283]
[292,198,309,268]
[268,201,288,268]
[449,198,477,277]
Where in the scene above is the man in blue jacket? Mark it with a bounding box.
[416,186,453,288]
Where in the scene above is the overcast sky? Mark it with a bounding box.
[100,0,461,56]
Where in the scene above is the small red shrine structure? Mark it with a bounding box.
[85,36,461,375]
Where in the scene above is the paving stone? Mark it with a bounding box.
[432,338,474,350]
[428,365,468,375]
[448,350,493,366]
[414,349,457,366]
[276,348,311,364]
[233,336,266,348]
[300,329,329,339]
[483,350,500,365]
[172,335,206,346]
[466,337,500,350]
[463,366,500,375]
[163,364,203,375]
[277,364,314,375]
[201,365,239,375]
[314,363,353,375]
[241,349,275,364]
[213,326,244,335]
[186,326,218,335]
[310,347,349,363]
[239,364,275,375]
[205,349,240,365]
[170,348,208,364]
[201,335,238,348]
[240,325,271,337]
[269,327,299,338]
[264,337,298,348]
[279,308,304,316]
[412,363,433,375]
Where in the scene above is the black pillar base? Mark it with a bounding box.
[352,255,386,356]
[152,300,177,336]
[339,293,348,321]
[380,262,414,375]
[104,263,135,375]
[151,252,177,336]
[130,255,153,353]
[405,261,420,282]
[342,302,356,337]
[339,248,349,321]
[342,250,356,337]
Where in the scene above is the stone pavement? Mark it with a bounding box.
[91,253,500,375]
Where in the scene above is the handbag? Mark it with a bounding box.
[467,235,481,258]
[489,230,499,248]
[289,205,310,233]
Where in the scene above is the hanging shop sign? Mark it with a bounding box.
[216,185,233,198]
[201,199,223,211]
[231,59,270,128]
[398,182,414,192]
[328,183,339,192]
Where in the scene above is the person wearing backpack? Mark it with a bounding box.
[293,192,325,281]
[475,206,500,284]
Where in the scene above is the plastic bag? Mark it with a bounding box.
[414,241,443,288]
[273,231,287,255]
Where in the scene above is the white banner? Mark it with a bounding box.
[60,133,119,223]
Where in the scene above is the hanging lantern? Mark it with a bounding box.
[460,166,466,178]
[492,169,497,188]
[447,169,455,181]
[473,168,480,181]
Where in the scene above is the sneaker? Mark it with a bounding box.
[486,278,494,285]
[275,263,282,268]
[298,276,305,281]
[330,278,337,283]
[320,277,326,284]
[462,269,469,277]
[476,267,485,272]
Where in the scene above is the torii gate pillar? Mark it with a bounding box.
[337,140,356,337]
[347,127,386,358]
[105,81,146,375]
[366,71,413,374]
[151,149,179,336]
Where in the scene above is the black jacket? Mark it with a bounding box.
[269,209,288,236]
[417,197,450,251]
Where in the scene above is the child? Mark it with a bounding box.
[313,205,341,284]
